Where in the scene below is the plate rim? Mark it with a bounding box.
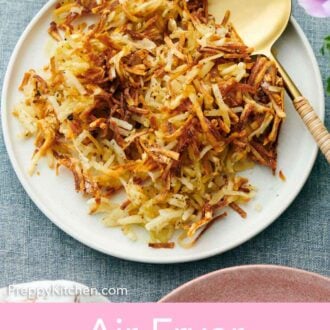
[159,265,330,302]
[1,0,325,264]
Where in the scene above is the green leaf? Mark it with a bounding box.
[321,35,330,55]
[321,36,330,95]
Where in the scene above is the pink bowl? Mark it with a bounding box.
[160,265,330,302]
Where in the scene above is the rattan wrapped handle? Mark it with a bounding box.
[294,96,330,163]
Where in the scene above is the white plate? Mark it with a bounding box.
[1,1,324,264]
[0,280,109,303]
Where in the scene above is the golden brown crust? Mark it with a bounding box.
[14,0,286,247]
[149,242,175,249]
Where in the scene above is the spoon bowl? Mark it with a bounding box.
[209,0,292,56]
[209,0,330,163]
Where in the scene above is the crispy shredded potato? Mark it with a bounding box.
[14,0,285,248]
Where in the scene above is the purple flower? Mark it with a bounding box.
[298,0,330,17]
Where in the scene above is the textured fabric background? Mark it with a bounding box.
[0,0,329,302]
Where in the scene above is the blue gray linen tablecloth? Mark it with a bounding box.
[0,0,329,302]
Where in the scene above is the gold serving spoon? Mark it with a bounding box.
[209,0,330,163]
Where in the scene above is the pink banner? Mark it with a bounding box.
[0,303,328,329]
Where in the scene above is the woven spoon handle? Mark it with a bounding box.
[270,53,330,164]
[294,96,330,163]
